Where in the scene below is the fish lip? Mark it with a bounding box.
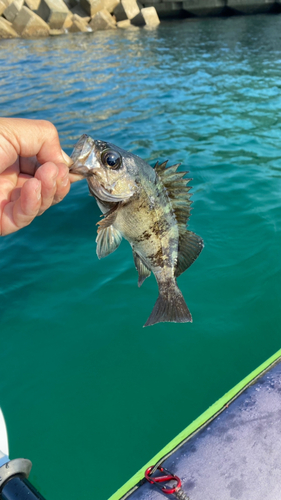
[69,135,100,177]
[70,134,92,159]
[69,135,121,177]
[69,162,94,177]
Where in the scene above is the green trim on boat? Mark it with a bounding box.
[108,348,281,500]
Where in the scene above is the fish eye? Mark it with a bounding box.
[101,149,122,170]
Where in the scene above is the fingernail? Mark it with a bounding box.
[61,149,72,166]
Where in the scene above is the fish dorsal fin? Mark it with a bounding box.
[154,160,168,174]
[133,251,151,287]
[155,161,203,276]
[155,161,192,229]
[175,230,204,277]
[96,225,122,259]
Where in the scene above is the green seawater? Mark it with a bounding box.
[0,13,281,500]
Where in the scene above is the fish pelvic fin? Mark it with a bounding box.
[144,282,192,327]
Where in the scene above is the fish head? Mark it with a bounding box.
[69,134,146,204]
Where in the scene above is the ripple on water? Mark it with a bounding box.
[0,14,281,500]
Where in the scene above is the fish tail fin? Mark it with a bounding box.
[144,283,192,327]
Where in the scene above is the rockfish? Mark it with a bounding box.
[70,134,203,327]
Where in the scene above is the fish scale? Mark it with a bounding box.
[115,176,178,276]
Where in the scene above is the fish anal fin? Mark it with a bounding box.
[96,225,122,259]
[133,251,151,287]
[175,230,204,278]
[144,284,192,327]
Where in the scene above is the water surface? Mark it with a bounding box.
[0,14,281,500]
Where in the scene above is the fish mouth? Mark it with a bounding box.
[70,134,92,162]
[69,163,92,178]
[69,134,97,177]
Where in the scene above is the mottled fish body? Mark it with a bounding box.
[70,134,203,327]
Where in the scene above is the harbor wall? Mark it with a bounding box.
[155,0,281,18]
[1,0,281,40]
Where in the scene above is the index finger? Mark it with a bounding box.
[0,118,72,174]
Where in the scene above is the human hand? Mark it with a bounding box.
[0,118,78,236]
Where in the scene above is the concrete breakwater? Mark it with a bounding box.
[0,0,281,40]
[0,0,160,39]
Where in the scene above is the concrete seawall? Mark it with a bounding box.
[156,0,281,18]
[0,0,281,40]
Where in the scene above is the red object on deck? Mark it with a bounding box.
[145,466,182,495]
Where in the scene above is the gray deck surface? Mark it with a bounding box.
[129,360,281,500]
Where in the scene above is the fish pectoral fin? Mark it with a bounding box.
[175,230,204,278]
[96,225,122,259]
[133,251,151,287]
[97,204,119,230]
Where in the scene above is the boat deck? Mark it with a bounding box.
[130,359,281,500]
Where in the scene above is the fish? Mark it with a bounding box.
[69,134,203,327]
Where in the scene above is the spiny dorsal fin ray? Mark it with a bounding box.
[172,199,192,208]
[175,214,191,226]
[168,193,192,203]
[166,162,181,170]
[162,177,192,190]
[164,182,192,193]
[161,165,186,179]
[133,251,151,287]
[96,225,122,259]
[175,231,204,278]
[155,160,168,174]
[155,162,192,231]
